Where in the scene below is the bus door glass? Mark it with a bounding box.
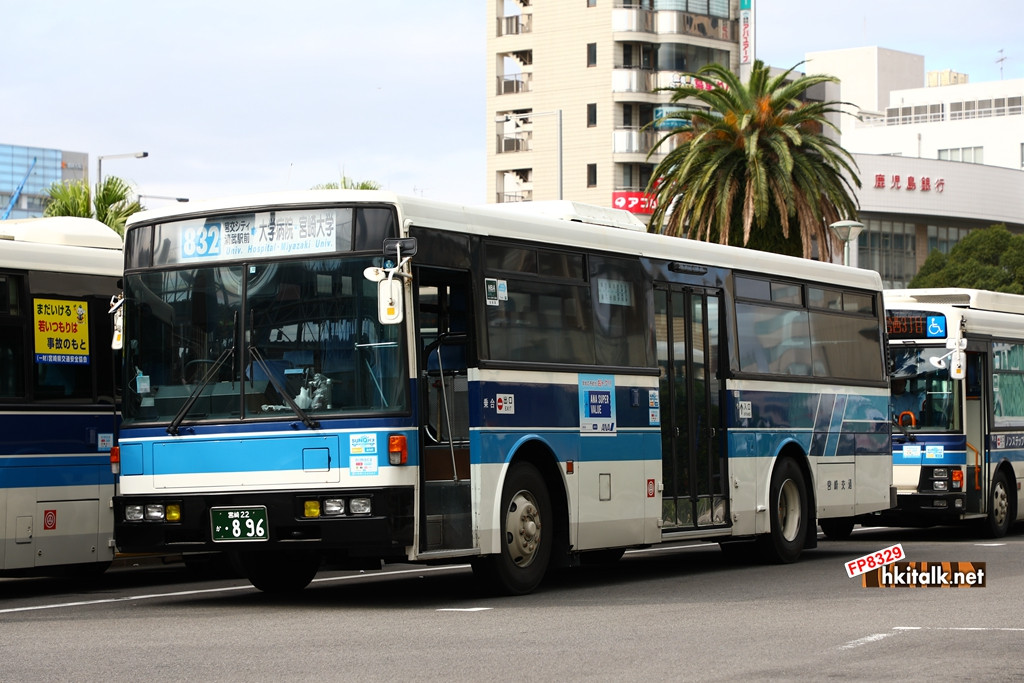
[416,268,473,552]
[655,286,726,530]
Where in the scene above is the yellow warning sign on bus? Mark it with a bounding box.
[33,298,90,365]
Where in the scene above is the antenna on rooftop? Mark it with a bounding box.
[996,49,1007,79]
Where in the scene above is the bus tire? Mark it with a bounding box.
[819,517,855,540]
[475,462,552,595]
[238,550,321,593]
[758,458,808,564]
[985,470,1012,538]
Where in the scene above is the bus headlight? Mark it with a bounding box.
[125,504,144,521]
[145,504,165,520]
[323,499,345,516]
[349,498,372,515]
[933,481,948,491]
[165,504,182,522]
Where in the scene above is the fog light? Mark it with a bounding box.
[954,498,964,509]
[304,500,321,518]
[145,504,165,520]
[125,504,144,521]
[349,497,372,515]
[933,481,948,491]
[324,498,345,515]
[165,504,181,522]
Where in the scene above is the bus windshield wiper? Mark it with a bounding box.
[248,345,320,430]
[891,413,916,443]
[167,344,235,435]
[248,309,319,430]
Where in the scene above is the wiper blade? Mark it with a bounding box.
[249,345,320,430]
[167,345,235,435]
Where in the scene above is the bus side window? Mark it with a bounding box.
[966,352,982,399]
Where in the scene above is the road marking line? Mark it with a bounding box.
[839,632,895,650]
[0,565,466,616]
[437,608,492,612]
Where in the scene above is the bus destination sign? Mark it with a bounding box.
[886,309,947,340]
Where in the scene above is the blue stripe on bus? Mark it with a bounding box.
[468,429,658,466]
[0,412,118,456]
[0,456,113,488]
[892,434,967,465]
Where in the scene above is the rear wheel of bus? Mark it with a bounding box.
[237,550,321,593]
[984,469,1013,538]
[473,462,552,595]
[758,457,808,563]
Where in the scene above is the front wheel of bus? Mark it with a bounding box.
[985,470,1012,538]
[758,458,808,564]
[475,462,552,595]
[237,550,321,594]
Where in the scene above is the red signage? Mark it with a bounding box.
[873,174,945,193]
[612,191,658,215]
[43,509,57,530]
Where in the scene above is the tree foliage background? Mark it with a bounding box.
[910,224,1024,293]
[43,176,142,236]
[646,60,861,261]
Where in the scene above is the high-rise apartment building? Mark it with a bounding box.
[486,0,738,219]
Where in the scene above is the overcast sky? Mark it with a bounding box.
[3,1,1020,208]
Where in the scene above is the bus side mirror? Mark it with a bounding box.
[378,278,404,325]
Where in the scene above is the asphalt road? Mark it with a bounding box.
[1,524,1022,682]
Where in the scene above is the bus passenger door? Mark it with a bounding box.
[415,269,474,553]
[964,351,986,513]
[654,286,728,530]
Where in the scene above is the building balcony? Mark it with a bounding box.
[611,6,655,33]
[497,13,532,36]
[497,132,533,154]
[497,73,532,96]
[497,191,533,203]
[612,67,654,94]
[613,127,660,155]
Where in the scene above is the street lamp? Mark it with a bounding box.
[97,151,148,185]
[829,220,865,267]
[138,194,189,203]
[495,110,562,200]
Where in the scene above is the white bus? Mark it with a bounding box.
[0,216,121,574]
[882,288,1024,537]
[111,191,893,594]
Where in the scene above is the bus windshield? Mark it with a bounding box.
[889,347,960,433]
[122,255,407,426]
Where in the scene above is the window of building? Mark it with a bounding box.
[587,103,597,127]
[587,164,597,187]
[587,0,596,6]
[938,146,983,164]
[587,43,597,67]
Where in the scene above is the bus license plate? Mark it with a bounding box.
[210,506,269,542]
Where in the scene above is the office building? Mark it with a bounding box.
[0,144,88,219]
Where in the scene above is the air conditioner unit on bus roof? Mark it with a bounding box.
[488,200,647,232]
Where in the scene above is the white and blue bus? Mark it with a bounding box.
[111,191,892,594]
[0,216,121,574]
[881,288,1024,537]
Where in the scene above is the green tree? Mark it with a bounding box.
[646,60,860,261]
[909,224,1024,294]
[44,176,142,236]
[311,176,381,190]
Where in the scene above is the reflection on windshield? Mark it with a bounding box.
[890,347,960,433]
[122,256,407,426]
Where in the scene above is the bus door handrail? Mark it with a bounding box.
[423,332,468,483]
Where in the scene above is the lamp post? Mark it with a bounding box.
[97,151,148,185]
[829,220,865,267]
[495,110,562,200]
[138,194,189,204]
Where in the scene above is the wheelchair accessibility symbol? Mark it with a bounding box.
[926,316,946,338]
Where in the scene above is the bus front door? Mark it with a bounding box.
[416,270,474,553]
[655,286,728,531]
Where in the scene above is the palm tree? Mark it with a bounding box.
[311,176,381,190]
[646,60,860,261]
[44,176,142,236]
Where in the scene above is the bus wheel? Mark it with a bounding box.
[985,470,1012,538]
[238,550,321,593]
[476,462,552,595]
[758,458,808,564]
[819,518,855,540]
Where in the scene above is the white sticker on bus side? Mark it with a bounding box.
[350,455,378,476]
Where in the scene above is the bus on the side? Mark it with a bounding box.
[881,288,1024,537]
[111,191,893,594]
[0,216,121,574]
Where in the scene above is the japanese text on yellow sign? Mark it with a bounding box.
[34,298,90,365]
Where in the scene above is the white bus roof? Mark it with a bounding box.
[126,190,883,292]
[885,288,1024,316]
[0,216,123,276]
